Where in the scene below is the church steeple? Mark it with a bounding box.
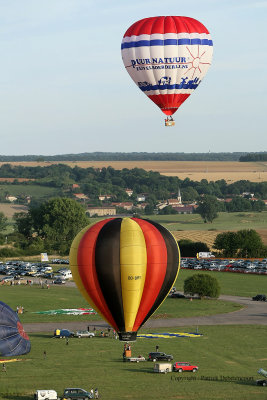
[177,187,182,204]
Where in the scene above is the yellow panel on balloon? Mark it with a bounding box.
[120,218,147,332]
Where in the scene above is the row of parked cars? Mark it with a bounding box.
[181,257,267,275]
[0,260,72,284]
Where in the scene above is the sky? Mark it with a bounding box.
[0,0,266,155]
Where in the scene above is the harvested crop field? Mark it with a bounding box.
[0,203,28,218]
[1,161,267,182]
[172,229,267,250]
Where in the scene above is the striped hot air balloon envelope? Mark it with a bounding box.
[70,218,180,341]
[121,16,213,123]
[0,301,31,357]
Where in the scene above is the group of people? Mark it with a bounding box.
[90,388,99,398]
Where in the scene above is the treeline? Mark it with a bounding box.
[0,165,266,207]
[0,152,248,162]
[239,153,267,162]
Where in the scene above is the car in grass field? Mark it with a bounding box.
[63,387,93,399]
[173,362,198,372]
[252,294,266,301]
[54,329,75,338]
[169,292,185,299]
[148,352,173,362]
[75,330,95,338]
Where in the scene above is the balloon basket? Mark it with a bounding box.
[118,331,137,342]
[165,119,175,127]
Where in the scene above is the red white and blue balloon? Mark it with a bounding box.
[121,16,213,116]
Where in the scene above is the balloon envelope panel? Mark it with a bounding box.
[70,217,180,341]
[0,301,31,357]
[121,16,213,116]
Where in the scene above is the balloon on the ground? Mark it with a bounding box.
[70,217,180,341]
[0,301,31,356]
[121,16,213,121]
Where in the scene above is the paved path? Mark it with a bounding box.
[24,295,267,333]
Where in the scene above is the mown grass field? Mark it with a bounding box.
[1,272,267,399]
[1,160,267,183]
[0,284,242,324]
[1,325,267,400]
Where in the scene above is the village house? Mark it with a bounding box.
[112,202,133,211]
[86,206,116,217]
[125,188,133,197]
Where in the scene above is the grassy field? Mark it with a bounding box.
[1,160,267,183]
[1,272,267,399]
[1,268,266,325]
[0,284,242,324]
[0,185,61,198]
[1,325,267,400]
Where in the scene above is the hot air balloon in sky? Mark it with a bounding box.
[121,16,213,126]
[70,217,180,341]
[0,301,31,357]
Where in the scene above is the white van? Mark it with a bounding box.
[59,269,72,280]
[153,363,173,373]
[34,390,57,400]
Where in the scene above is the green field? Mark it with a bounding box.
[145,211,267,231]
[0,285,242,324]
[1,325,267,400]
[0,184,61,198]
[1,271,267,400]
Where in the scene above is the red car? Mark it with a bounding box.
[173,362,198,372]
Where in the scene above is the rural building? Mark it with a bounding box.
[5,195,17,202]
[86,206,116,217]
[73,193,88,200]
[125,189,133,197]
[172,205,195,214]
[98,194,112,201]
[112,202,133,211]
[136,194,146,202]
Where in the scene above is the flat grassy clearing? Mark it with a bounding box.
[1,161,267,183]
[1,325,267,400]
[0,285,242,324]
[174,269,267,297]
[0,203,28,218]
[0,185,60,198]
[150,212,267,232]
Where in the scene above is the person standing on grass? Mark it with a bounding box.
[2,363,6,373]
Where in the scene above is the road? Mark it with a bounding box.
[23,294,267,333]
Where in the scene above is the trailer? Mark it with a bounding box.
[153,363,173,373]
[124,356,146,363]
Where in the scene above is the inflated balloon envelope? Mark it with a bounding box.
[0,301,31,357]
[70,218,180,341]
[121,16,213,125]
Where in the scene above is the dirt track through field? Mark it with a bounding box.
[23,295,267,333]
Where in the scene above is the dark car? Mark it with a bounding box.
[256,379,267,386]
[170,292,185,299]
[252,294,266,301]
[63,388,93,399]
[148,352,173,362]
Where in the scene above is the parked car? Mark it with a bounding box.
[53,277,66,284]
[148,352,173,362]
[54,329,75,338]
[252,294,266,301]
[173,362,198,372]
[75,330,95,338]
[170,292,185,298]
[63,388,93,399]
